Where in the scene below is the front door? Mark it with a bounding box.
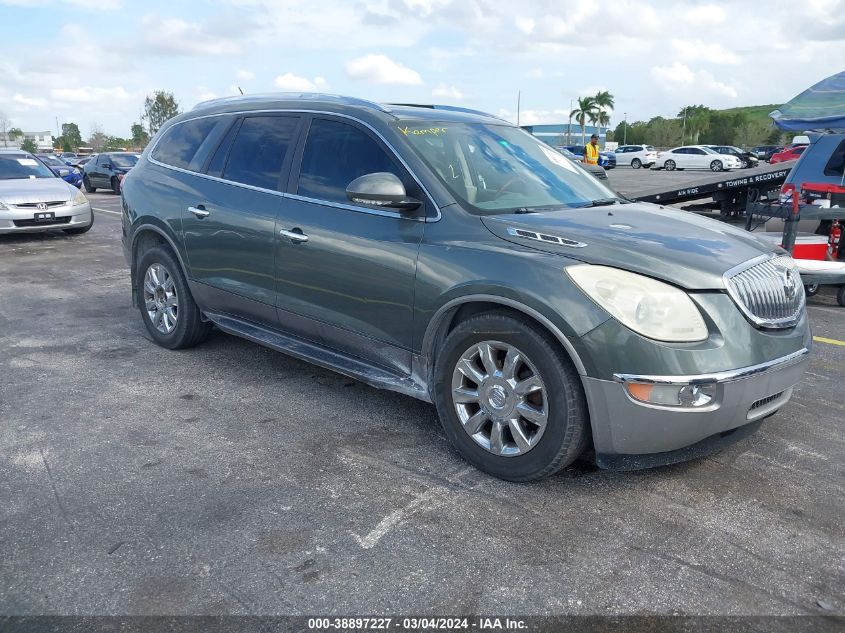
[274,116,426,374]
[182,114,302,325]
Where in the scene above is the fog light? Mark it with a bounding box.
[625,382,715,408]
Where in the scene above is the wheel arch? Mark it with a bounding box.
[421,295,589,379]
[129,223,190,307]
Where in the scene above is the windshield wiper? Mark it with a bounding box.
[578,197,630,208]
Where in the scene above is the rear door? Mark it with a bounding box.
[273,115,426,374]
[179,114,303,325]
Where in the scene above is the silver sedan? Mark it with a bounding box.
[0,151,93,235]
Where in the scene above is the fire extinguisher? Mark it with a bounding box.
[829,219,842,260]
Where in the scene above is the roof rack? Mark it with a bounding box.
[193,92,391,113]
[385,103,510,123]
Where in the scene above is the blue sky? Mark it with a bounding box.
[1,0,842,139]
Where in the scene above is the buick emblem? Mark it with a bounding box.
[36,202,48,211]
[782,268,797,300]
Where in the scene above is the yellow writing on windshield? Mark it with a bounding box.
[399,126,447,136]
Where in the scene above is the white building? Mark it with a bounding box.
[0,131,53,151]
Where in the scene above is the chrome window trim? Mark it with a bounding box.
[147,108,441,222]
[284,192,422,221]
[722,252,805,329]
[613,347,809,386]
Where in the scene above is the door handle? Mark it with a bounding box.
[279,228,309,243]
[188,205,210,218]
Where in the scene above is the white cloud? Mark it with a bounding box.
[515,16,535,34]
[345,54,423,85]
[273,72,328,91]
[671,39,741,65]
[13,93,48,109]
[137,14,244,56]
[236,69,255,81]
[527,68,544,79]
[50,86,133,103]
[651,62,738,98]
[684,4,726,26]
[432,84,464,100]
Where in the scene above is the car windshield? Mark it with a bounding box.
[0,154,56,180]
[399,122,618,213]
[111,154,139,168]
[38,155,65,167]
[646,146,655,151]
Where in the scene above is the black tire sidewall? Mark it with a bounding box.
[433,314,585,481]
[83,176,96,193]
[136,247,199,349]
[665,160,675,170]
[632,158,641,169]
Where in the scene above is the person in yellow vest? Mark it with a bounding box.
[584,134,600,166]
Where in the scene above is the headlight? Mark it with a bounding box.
[72,189,87,205]
[567,265,709,342]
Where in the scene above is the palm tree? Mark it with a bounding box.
[6,127,23,148]
[571,96,596,145]
[593,90,615,139]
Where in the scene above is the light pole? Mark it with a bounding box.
[567,98,573,145]
[623,112,627,145]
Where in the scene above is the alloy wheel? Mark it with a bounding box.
[665,160,676,171]
[450,341,548,457]
[631,158,641,169]
[711,160,723,172]
[143,263,179,334]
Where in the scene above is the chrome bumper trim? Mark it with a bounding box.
[613,347,810,386]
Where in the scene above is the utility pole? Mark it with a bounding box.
[623,112,627,145]
[681,107,687,145]
[567,97,573,145]
[516,91,521,127]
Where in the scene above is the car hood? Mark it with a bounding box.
[481,202,780,290]
[0,177,75,204]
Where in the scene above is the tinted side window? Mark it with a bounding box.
[222,116,299,191]
[298,119,402,203]
[206,120,240,178]
[151,118,218,170]
[823,140,845,177]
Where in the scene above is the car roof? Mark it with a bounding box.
[183,92,510,128]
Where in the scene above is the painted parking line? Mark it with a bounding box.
[92,207,122,216]
[813,336,845,347]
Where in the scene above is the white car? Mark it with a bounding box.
[0,150,93,235]
[654,145,742,172]
[614,144,657,169]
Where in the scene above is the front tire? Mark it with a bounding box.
[111,177,121,195]
[83,176,96,193]
[631,158,642,169]
[837,286,845,307]
[804,283,819,297]
[136,246,212,350]
[710,160,723,172]
[433,312,588,481]
[664,159,676,171]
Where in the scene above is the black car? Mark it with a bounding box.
[82,152,139,194]
[707,145,759,169]
[751,145,783,161]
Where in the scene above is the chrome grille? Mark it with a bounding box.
[14,201,66,209]
[724,255,805,329]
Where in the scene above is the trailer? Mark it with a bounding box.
[614,162,794,216]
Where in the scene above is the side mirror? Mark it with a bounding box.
[346,172,421,212]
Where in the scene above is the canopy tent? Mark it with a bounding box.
[770,71,845,131]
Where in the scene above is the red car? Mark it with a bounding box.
[769,145,807,163]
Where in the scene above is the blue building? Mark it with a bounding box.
[521,123,606,148]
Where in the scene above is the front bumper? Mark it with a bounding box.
[583,348,810,467]
[0,202,92,234]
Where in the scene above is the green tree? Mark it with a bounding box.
[703,111,746,145]
[103,136,131,151]
[20,138,37,153]
[61,123,83,151]
[7,127,23,143]
[644,116,682,148]
[734,120,771,149]
[570,96,596,146]
[678,105,710,144]
[143,90,180,135]
[130,122,149,148]
[593,90,614,139]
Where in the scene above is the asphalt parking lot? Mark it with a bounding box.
[1,192,843,617]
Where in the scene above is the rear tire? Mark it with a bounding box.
[664,159,676,171]
[631,158,642,169]
[433,312,588,481]
[62,210,94,235]
[837,286,845,307]
[136,246,212,350]
[83,176,96,193]
[111,177,121,195]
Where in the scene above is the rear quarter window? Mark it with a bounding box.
[151,118,219,171]
[823,140,845,177]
